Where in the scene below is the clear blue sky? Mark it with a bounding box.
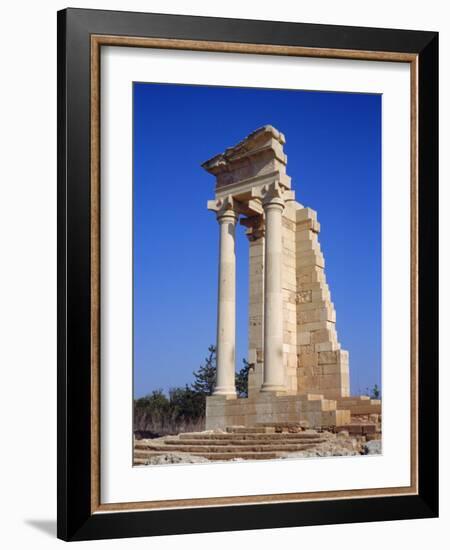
[133,82,381,398]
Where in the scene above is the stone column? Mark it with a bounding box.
[214,205,238,396]
[261,185,285,392]
[241,215,265,395]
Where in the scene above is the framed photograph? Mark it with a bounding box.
[57,8,438,541]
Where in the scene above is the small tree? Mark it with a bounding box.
[365,384,381,399]
[236,358,251,397]
[371,384,381,399]
[191,345,216,396]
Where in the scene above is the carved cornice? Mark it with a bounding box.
[201,125,289,191]
[202,125,286,173]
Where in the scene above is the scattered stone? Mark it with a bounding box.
[363,440,382,455]
[142,452,210,465]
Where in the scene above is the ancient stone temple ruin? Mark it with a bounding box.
[202,126,380,430]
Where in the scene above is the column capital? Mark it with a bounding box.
[262,183,285,213]
[252,181,295,211]
[207,195,239,222]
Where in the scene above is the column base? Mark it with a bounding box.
[212,386,237,397]
[260,383,286,393]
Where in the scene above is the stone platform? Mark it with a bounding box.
[205,392,352,430]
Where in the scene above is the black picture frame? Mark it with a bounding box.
[57,7,438,541]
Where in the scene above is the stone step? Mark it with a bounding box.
[178,432,323,441]
[162,438,326,446]
[255,422,310,429]
[134,451,280,461]
[226,426,275,434]
[135,443,318,454]
[336,423,378,435]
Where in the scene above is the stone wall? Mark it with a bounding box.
[206,393,351,431]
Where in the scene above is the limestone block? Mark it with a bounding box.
[283,273,297,289]
[297,308,318,323]
[297,300,327,311]
[249,296,263,307]
[283,320,297,333]
[322,399,338,411]
[320,363,345,375]
[297,281,327,292]
[296,320,334,332]
[296,207,317,223]
[250,283,264,296]
[284,246,296,258]
[296,264,323,276]
[249,303,263,315]
[298,343,315,354]
[297,332,310,345]
[283,202,298,222]
[249,329,263,344]
[301,399,328,412]
[249,264,264,277]
[286,310,297,324]
[297,251,325,269]
[296,290,312,303]
[249,316,263,328]
[282,230,296,243]
[297,249,323,262]
[318,350,339,364]
[297,219,320,233]
[297,366,315,378]
[296,238,320,252]
[283,266,297,281]
[249,242,264,256]
[296,229,317,242]
[282,281,296,293]
[296,270,325,286]
[319,374,345,389]
[287,353,298,368]
[297,346,318,368]
[282,217,296,231]
[315,342,340,352]
[297,307,334,324]
[283,330,296,346]
[311,328,338,344]
[285,375,298,393]
[285,345,297,356]
[282,254,296,269]
[334,409,351,426]
[312,289,330,302]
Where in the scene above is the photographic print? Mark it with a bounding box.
[132,83,382,466]
[58,9,438,539]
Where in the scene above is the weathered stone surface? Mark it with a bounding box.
[363,440,382,455]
